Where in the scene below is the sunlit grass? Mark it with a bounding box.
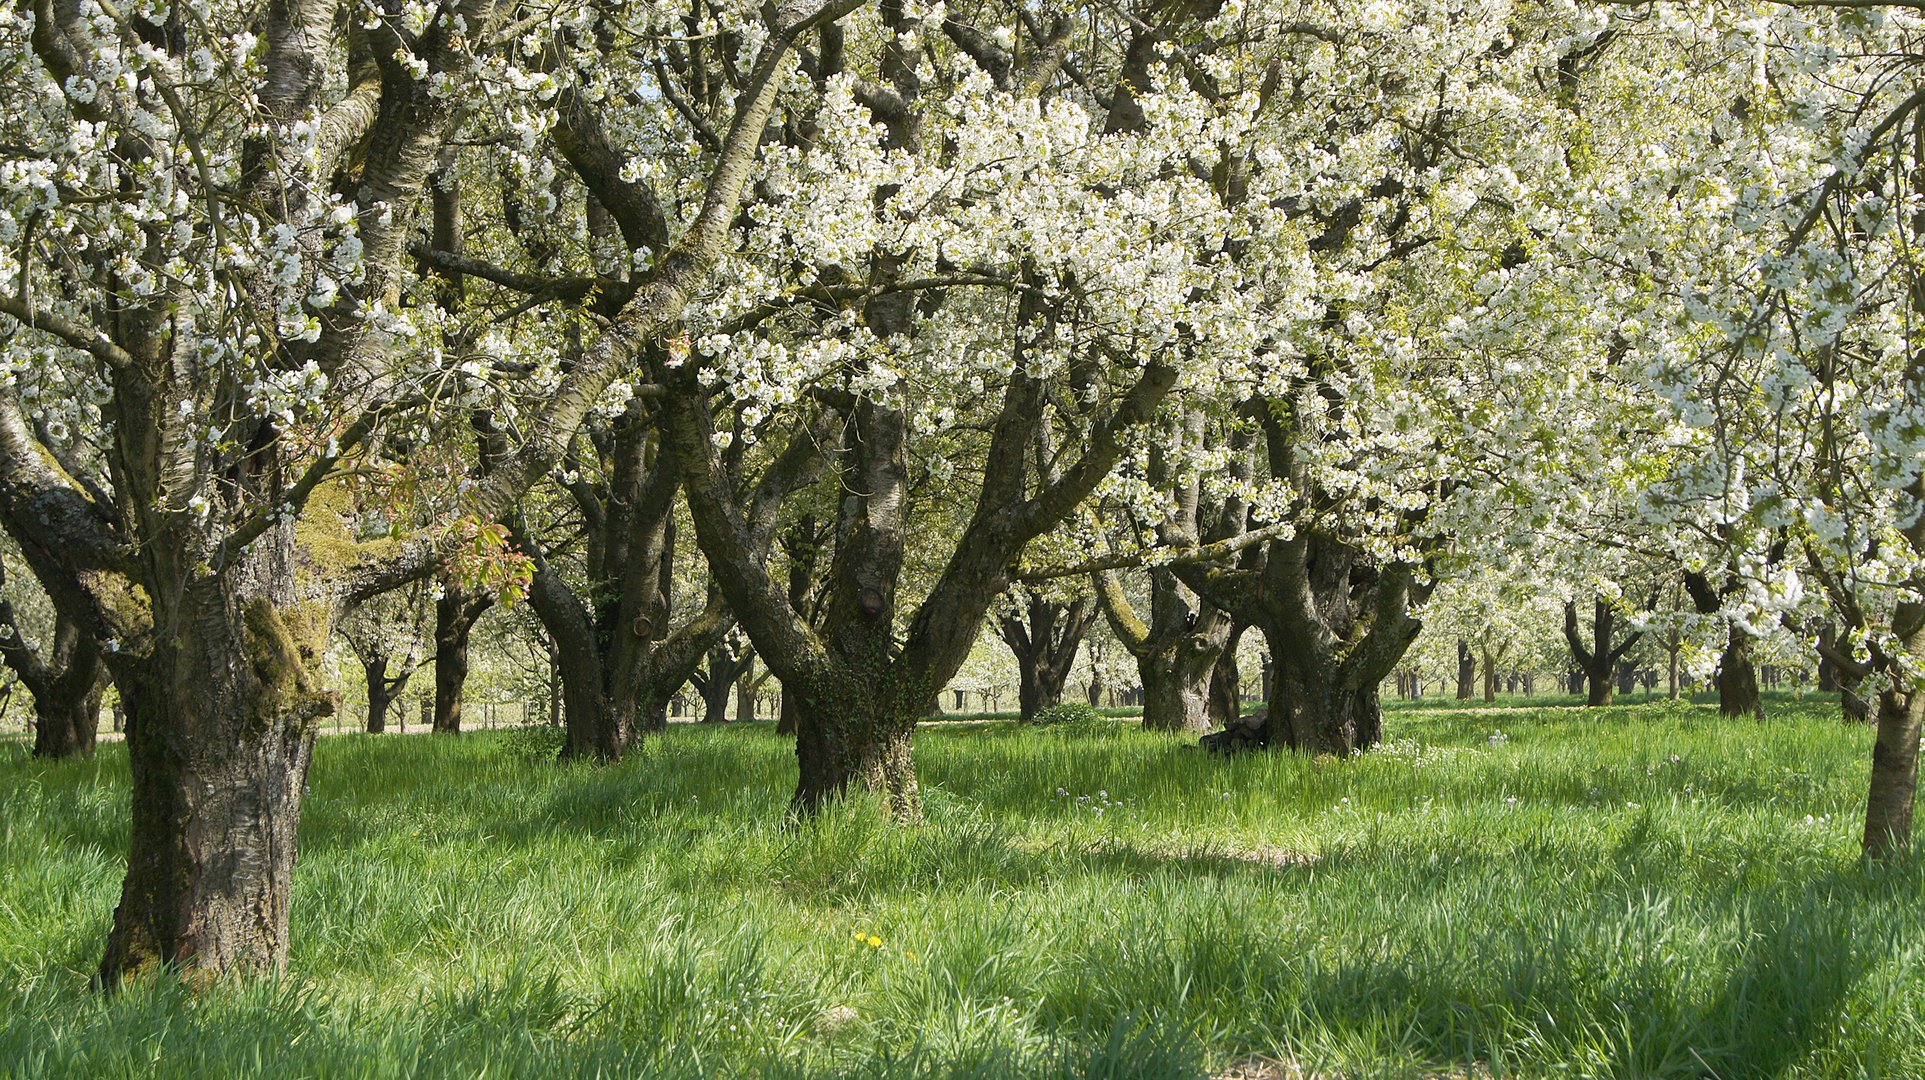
[1,697,1916,1078]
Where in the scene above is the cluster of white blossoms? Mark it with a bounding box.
[1547,7,1925,680]
[618,0,1638,560]
[5,0,1925,692]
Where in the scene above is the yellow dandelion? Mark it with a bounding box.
[867,935,883,948]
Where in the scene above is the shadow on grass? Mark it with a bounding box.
[9,719,1915,1078]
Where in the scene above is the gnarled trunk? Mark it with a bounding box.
[790,673,924,822]
[1096,566,1232,734]
[692,638,754,726]
[1015,657,1066,720]
[1715,628,1764,719]
[1234,533,1419,756]
[554,637,631,760]
[542,590,711,761]
[1265,657,1384,755]
[1455,639,1475,700]
[999,592,1096,722]
[99,545,337,987]
[32,675,102,759]
[1139,645,1215,733]
[1,599,108,760]
[1565,599,1639,708]
[699,670,733,724]
[25,612,105,759]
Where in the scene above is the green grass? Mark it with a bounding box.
[0,700,1917,1078]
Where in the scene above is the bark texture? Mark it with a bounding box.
[99,531,337,987]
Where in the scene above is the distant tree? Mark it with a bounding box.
[0,556,105,757]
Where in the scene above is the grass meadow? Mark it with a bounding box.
[1,697,1919,1078]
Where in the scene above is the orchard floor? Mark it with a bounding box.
[2,697,1920,1079]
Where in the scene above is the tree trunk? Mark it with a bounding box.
[32,677,102,759]
[1864,669,1924,858]
[1817,623,1841,692]
[1138,643,1217,733]
[790,676,924,822]
[9,608,107,760]
[1566,599,1636,708]
[692,639,753,727]
[1455,639,1475,700]
[98,547,337,987]
[433,585,490,733]
[1586,669,1615,707]
[736,662,761,722]
[1715,629,1764,719]
[364,657,394,734]
[700,671,732,723]
[554,639,633,760]
[1209,624,1245,725]
[1480,650,1498,703]
[778,688,799,734]
[1844,681,1872,724]
[101,671,317,987]
[1175,529,1418,756]
[1015,656,1063,720]
[1000,593,1095,722]
[1096,567,1231,734]
[1265,659,1384,756]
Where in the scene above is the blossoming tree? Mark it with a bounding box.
[0,0,859,981]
